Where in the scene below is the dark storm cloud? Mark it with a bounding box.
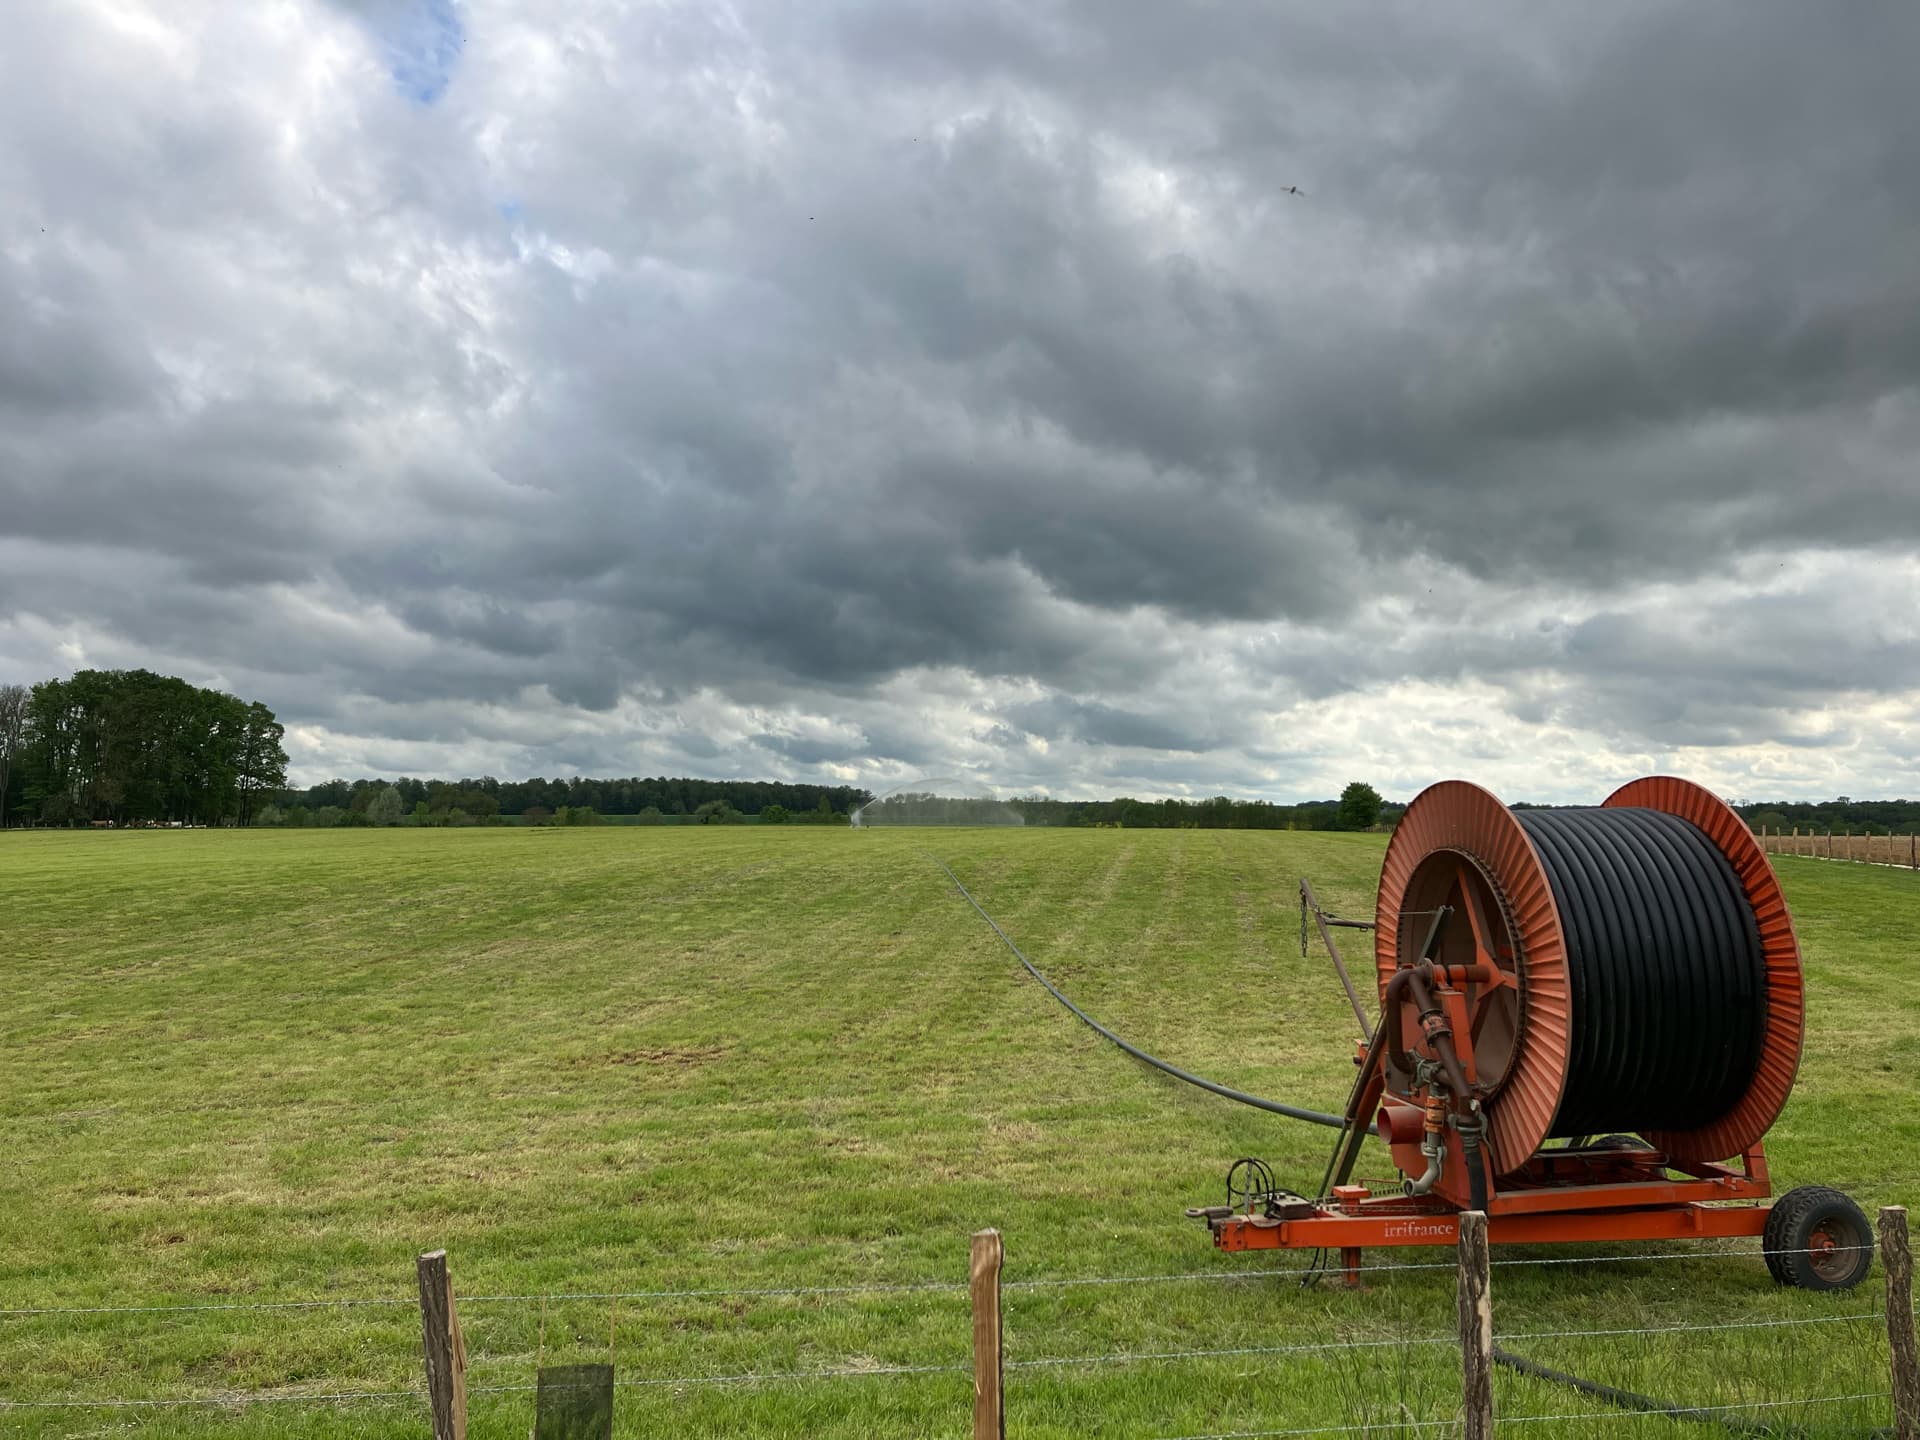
[2,1,1918,797]
[750,731,865,768]
[1009,696,1222,754]
[791,1,1920,583]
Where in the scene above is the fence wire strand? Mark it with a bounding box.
[1,1308,1883,1412]
[0,1281,968,1318]
[1009,1335,1457,1371]
[0,1241,1877,1319]
[1154,1391,1890,1440]
[1497,1311,1877,1342]
[0,1295,419,1318]
[0,1387,425,1411]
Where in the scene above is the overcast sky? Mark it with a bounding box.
[3,2,1918,801]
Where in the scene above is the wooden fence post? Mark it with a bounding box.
[1457,1211,1493,1440]
[1910,833,1916,870]
[971,1230,1004,1440]
[417,1250,467,1440]
[1885,1207,1918,1440]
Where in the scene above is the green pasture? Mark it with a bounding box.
[0,826,1912,1437]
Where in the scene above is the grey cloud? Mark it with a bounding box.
[2,1,1918,798]
[749,731,864,767]
[1009,696,1225,754]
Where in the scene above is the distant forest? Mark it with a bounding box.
[192,780,1920,835]
[1734,800,1920,836]
[269,775,869,828]
[7,670,1920,832]
[261,781,1396,829]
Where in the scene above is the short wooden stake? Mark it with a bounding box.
[417,1250,467,1440]
[1457,1211,1493,1440]
[971,1229,1005,1440]
[1884,1207,1918,1440]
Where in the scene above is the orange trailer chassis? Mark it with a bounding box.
[1193,1144,1772,1285]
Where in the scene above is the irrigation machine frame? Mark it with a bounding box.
[1188,779,1873,1293]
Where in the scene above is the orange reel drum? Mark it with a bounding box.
[1374,777,1804,1181]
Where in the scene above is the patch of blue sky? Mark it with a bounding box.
[370,0,464,106]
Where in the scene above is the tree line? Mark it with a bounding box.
[1736,799,1920,835]
[263,774,869,827]
[261,777,1395,829]
[1008,782,1391,830]
[0,671,287,828]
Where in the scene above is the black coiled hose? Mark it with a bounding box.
[1512,807,1767,1138]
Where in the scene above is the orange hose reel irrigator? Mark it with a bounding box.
[1190,776,1873,1291]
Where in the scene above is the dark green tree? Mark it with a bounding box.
[0,684,25,827]
[236,702,288,826]
[1338,781,1384,831]
[365,785,406,826]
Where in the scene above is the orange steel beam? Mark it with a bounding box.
[1484,1172,1768,1215]
[1211,1201,1772,1252]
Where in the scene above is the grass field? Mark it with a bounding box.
[2,826,1915,1437]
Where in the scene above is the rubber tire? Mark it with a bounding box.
[1763,1186,1874,1291]
[1589,1134,1654,1152]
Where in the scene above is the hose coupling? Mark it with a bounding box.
[1402,1124,1447,1197]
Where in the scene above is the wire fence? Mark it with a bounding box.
[0,1334,1885,1412]
[0,1229,1908,1435]
[1756,825,1920,869]
[1154,1392,1894,1440]
[0,1239,1889,1319]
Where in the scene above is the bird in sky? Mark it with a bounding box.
[1283,185,1305,196]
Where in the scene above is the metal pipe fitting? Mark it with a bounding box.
[1402,1130,1446,1197]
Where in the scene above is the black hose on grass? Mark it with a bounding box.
[1491,1347,1881,1438]
[932,855,1343,1129]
